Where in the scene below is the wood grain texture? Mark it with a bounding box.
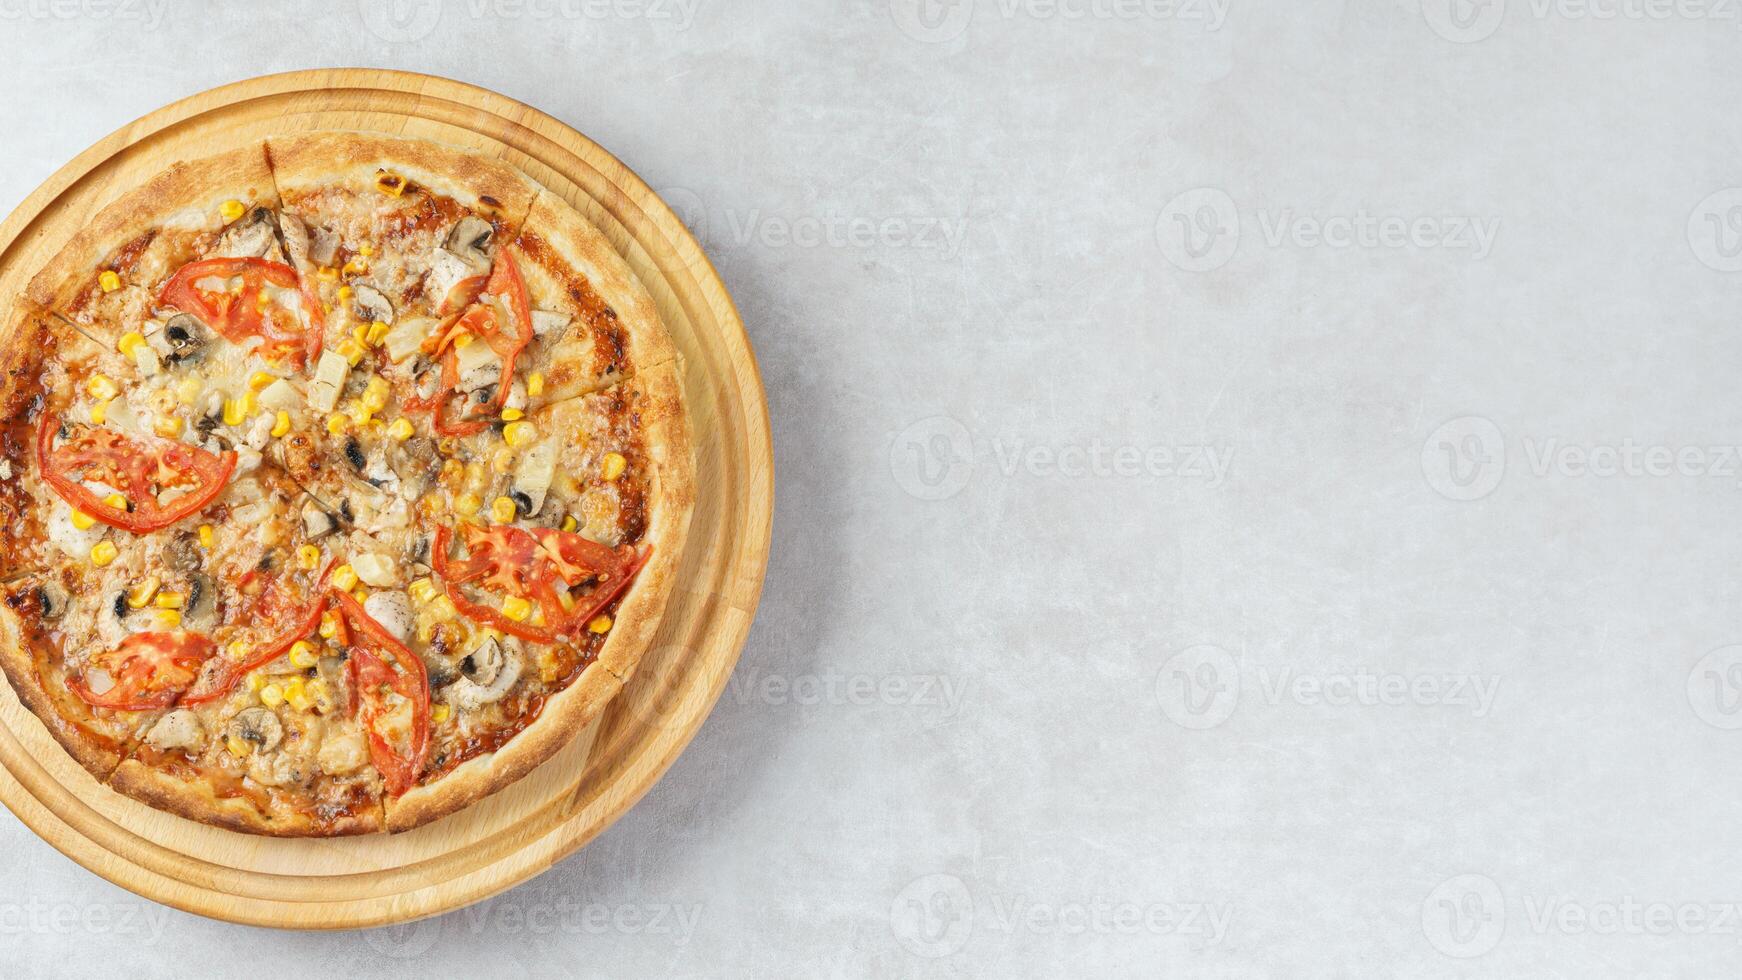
[0,70,772,928]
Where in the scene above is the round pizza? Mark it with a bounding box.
[0,133,694,835]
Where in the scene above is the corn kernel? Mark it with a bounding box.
[366,321,390,346]
[419,494,446,520]
[288,641,319,669]
[431,596,458,621]
[526,372,545,397]
[154,591,183,610]
[375,171,407,196]
[219,199,246,221]
[491,447,515,474]
[561,514,577,533]
[154,415,183,438]
[226,734,249,757]
[97,270,121,293]
[270,410,291,438]
[126,577,160,609]
[342,257,369,277]
[588,614,613,634]
[295,544,320,570]
[155,609,180,628]
[601,452,626,481]
[358,243,375,257]
[98,493,124,512]
[86,374,118,401]
[489,496,517,524]
[452,332,474,349]
[175,375,202,405]
[408,578,438,605]
[337,338,365,365]
[503,421,535,447]
[286,679,312,713]
[326,412,348,435]
[361,376,390,411]
[247,671,266,692]
[89,541,117,567]
[315,265,338,282]
[117,331,145,357]
[537,648,561,683]
[455,493,481,517]
[222,398,246,426]
[501,595,533,621]
[247,371,274,391]
[87,399,108,425]
[386,417,415,441]
[308,678,336,714]
[331,564,358,591]
[198,524,214,549]
[432,703,451,723]
[318,611,338,640]
[70,509,96,530]
[347,401,374,426]
[259,683,285,708]
[501,407,524,421]
[337,285,354,304]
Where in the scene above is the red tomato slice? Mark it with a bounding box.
[159,257,323,368]
[417,248,536,437]
[71,632,215,711]
[38,416,236,533]
[334,591,430,797]
[432,523,649,643]
[181,564,337,706]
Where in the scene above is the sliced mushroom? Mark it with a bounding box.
[167,531,203,574]
[279,211,312,274]
[511,441,555,518]
[446,215,494,261]
[228,706,283,753]
[181,573,218,630]
[34,581,67,619]
[460,634,505,687]
[450,637,522,709]
[145,710,205,754]
[162,313,208,362]
[424,248,481,314]
[215,206,280,260]
[389,436,438,499]
[362,591,415,643]
[302,501,335,539]
[316,656,349,714]
[351,283,394,326]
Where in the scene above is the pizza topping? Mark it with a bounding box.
[416,248,536,437]
[362,591,415,643]
[302,501,337,539]
[38,416,237,534]
[334,590,430,796]
[351,283,395,326]
[228,706,284,753]
[214,206,281,260]
[448,634,523,710]
[432,522,648,643]
[159,256,322,368]
[145,708,205,754]
[71,631,215,711]
[307,349,351,412]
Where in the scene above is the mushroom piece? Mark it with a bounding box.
[362,591,415,643]
[181,573,218,630]
[167,530,204,574]
[446,215,495,262]
[145,709,205,754]
[162,314,208,362]
[531,309,572,338]
[389,436,438,499]
[460,634,506,687]
[34,581,67,618]
[279,211,312,274]
[450,636,522,710]
[215,206,281,259]
[308,225,340,268]
[351,283,394,326]
[302,501,335,538]
[227,707,283,753]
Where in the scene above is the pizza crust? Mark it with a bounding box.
[25,144,278,314]
[266,131,540,228]
[107,758,385,836]
[0,604,129,782]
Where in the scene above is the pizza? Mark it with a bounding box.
[0,133,693,835]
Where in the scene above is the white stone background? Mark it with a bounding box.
[2,0,1742,976]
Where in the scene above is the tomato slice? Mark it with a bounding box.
[159,257,324,368]
[181,564,336,706]
[38,416,236,533]
[417,249,536,437]
[334,591,430,797]
[71,632,214,711]
[432,523,648,643]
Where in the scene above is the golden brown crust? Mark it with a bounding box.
[25,144,277,313]
[0,604,125,782]
[266,131,539,229]
[0,301,54,421]
[383,666,622,831]
[107,759,385,836]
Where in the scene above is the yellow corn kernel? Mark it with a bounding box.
[537,648,561,684]
[318,611,338,640]
[126,577,161,609]
[154,608,180,628]
[601,452,627,481]
[588,615,613,634]
[431,703,451,724]
[501,595,533,622]
[316,265,339,283]
[419,493,446,520]
[408,578,438,605]
[226,734,249,757]
[198,524,214,549]
[154,591,183,610]
[97,270,121,293]
[342,257,369,277]
[336,285,354,304]
[489,496,517,524]
[153,415,183,438]
[175,375,202,405]
[270,410,291,438]
[285,678,312,713]
[491,447,515,474]
[86,374,119,401]
[97,493,124,513]
[331,564,358,592]
[561,514,577,533]
[90,398,113,426]
[500,407,524,422]
[247,371,274,392]
[247,671,266,693]
[375,171,407,196]
[347,401,374,426]
[431,596,458,622]
[386,417,415,441]
[526,372,545,397]
[308,678,336,714]
[358,243,375,257]
[89,540,117,567]
[219,199,246,221]
[361,376,390,411]
[296,544,320,570]
[70,509,96,530]
[222,398,247,426]
[337,338,365,366]
[351,584,369,602]
[259,683,285,708]
[326,412,349,435]
[452,332,474,349]
[117,331,146,357]
[503,421,535,447]
[454,492,482,517]
[366,320,390,346]
[288,640,319,670]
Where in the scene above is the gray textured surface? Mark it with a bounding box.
[2,1,1741,976]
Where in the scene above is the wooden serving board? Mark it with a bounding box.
[0,70,772,928]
